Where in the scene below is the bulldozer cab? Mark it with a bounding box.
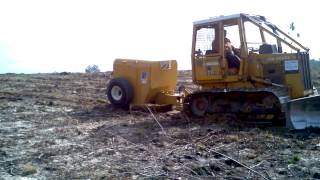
[191,14,310,90]
[192,15,244,83]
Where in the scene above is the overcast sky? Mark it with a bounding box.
[0,0,319,73]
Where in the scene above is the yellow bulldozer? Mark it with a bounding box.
[107,14,320,129]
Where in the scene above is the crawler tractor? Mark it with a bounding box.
[107,14,320,129]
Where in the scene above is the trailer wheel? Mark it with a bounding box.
[107,77,133,109]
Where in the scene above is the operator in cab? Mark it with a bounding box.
[224,30,241,74]
[212,30,241,74]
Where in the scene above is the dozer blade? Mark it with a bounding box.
[286,95,320,129]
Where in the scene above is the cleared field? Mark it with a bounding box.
[0,72,319,179]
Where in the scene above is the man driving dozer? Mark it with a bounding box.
[223,30,241,74]
[211,30,241,73]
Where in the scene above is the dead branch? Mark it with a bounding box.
[208,149,270,180]
[250,160,266,169]
[165,143,191,156]
[247,160,266,179]
[145,105,166,135]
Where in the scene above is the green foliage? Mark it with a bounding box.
[290,22,295,31]
[289,22,300,38]
[310,59,320,88]
[310,59,320,74]
[288,154,300,164]
[85,64,100,73]
[263,132,273,139]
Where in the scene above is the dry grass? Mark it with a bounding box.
[21,163,37,176]
[225,134,240,142]
[263,131,274,139]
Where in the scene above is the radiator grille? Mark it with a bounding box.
[297,52,313,90]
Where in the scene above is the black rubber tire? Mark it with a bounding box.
[107,77,133,109]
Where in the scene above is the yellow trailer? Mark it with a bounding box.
[107,59,181,109]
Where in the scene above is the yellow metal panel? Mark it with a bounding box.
[193,55,223,81]
[285,74,304,98]
[154,92,180,106]
[201,81,254,89]
[113,59,177,105]
[248,53,297,77]
[247,53,308,98]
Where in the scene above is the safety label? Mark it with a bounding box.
[284,60,299,71]
[160,61,172,70]
[141,71,148,84]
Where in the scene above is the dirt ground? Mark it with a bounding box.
[0,72,319,179]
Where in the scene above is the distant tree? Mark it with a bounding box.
[85,64,100,73]
[290,22,295,31]
[289,22,300,38]
[310,59,320,89]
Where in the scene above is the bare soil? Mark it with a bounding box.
[0,72,319,179]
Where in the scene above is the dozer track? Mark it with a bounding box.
[183,87,288,124]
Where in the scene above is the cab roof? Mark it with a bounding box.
[192,13,309,52]
[193,13,248,25]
